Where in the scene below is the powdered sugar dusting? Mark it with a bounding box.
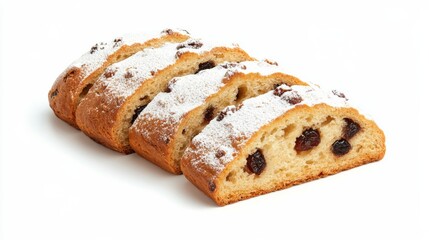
[97,38,235,106]
[185,84,349,176]
[133,61,289,139]
[68,28,190,80]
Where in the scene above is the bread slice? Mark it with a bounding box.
[48,29,190,128]
[75,39,253,153]
[129,61,306,174]
[181,84,386,206]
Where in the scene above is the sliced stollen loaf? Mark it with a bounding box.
[181,84,386,206]
[129,61,306,174]
[76,39,253,153]
[48,29,190,128]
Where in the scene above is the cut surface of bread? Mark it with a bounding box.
[48,29,190,128]
[76,39,253,153]
[130,61,306,174]
[181,84,386,206]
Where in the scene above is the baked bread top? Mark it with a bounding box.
[133,61,297,141]
[129,61,305,173]
[65,29,189,84]
[183,84,356,177]
[48,28,189,127]
[75,38,252,153]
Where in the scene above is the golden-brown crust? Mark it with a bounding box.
[76,47,253,153]
[181,104,386,206]
[48,67,83,128]
[48,31,189,128]
[129,120,178,172]
[131,70,306,174]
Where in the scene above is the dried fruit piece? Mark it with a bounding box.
[131,105,147,124]
[343,118,361,139]
[124,71,133,79]
[220,62,238,69]
[246,149,266,175]
[104,69,116,78]
[90,44,98,54]
[215,150,226,158]
[208,181,216,192]
[294,128,321,152]
[204,106,215,123]
[113,38,123,48]
[216,106,237,121]
[273,86,290,97]
[176,40,203,50]
[196,61,215,73]
[331,138,351,156]
[282,92,303,105]
[162,29,174,35]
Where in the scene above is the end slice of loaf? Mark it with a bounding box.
[129,61,306,174]
[48,29,190,128]
[181,84,386,206]
[75,39,253,153]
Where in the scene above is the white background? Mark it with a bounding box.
[1,0,428,239]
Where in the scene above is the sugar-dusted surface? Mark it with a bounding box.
[97,38,238,106]
[68,29,190,80]
[134,61,286,138]
[186,84,349,177]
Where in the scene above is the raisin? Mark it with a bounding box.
[196,61,215,73]
[294,128,321,152]
[90,44,98,54]
[216,111,227,121]
[150,70,155,76]
[331,138,351,156]
[208,181,216,192]
[162,29,174,35]
[124,71,133,79]
[104,69,115,78]
[50,89,58,98]
[204,106,215,123]
[131,105,147,124]
[343,118,361,139]
[176,40,203,50]
[113,38,123,48]
[215,149,226,158]
[220,62,238,69]
[282,92,303,105]
[216,106,236,121]
[246,149,266,175]
[273,86,290,96]
[165,78,178,93]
